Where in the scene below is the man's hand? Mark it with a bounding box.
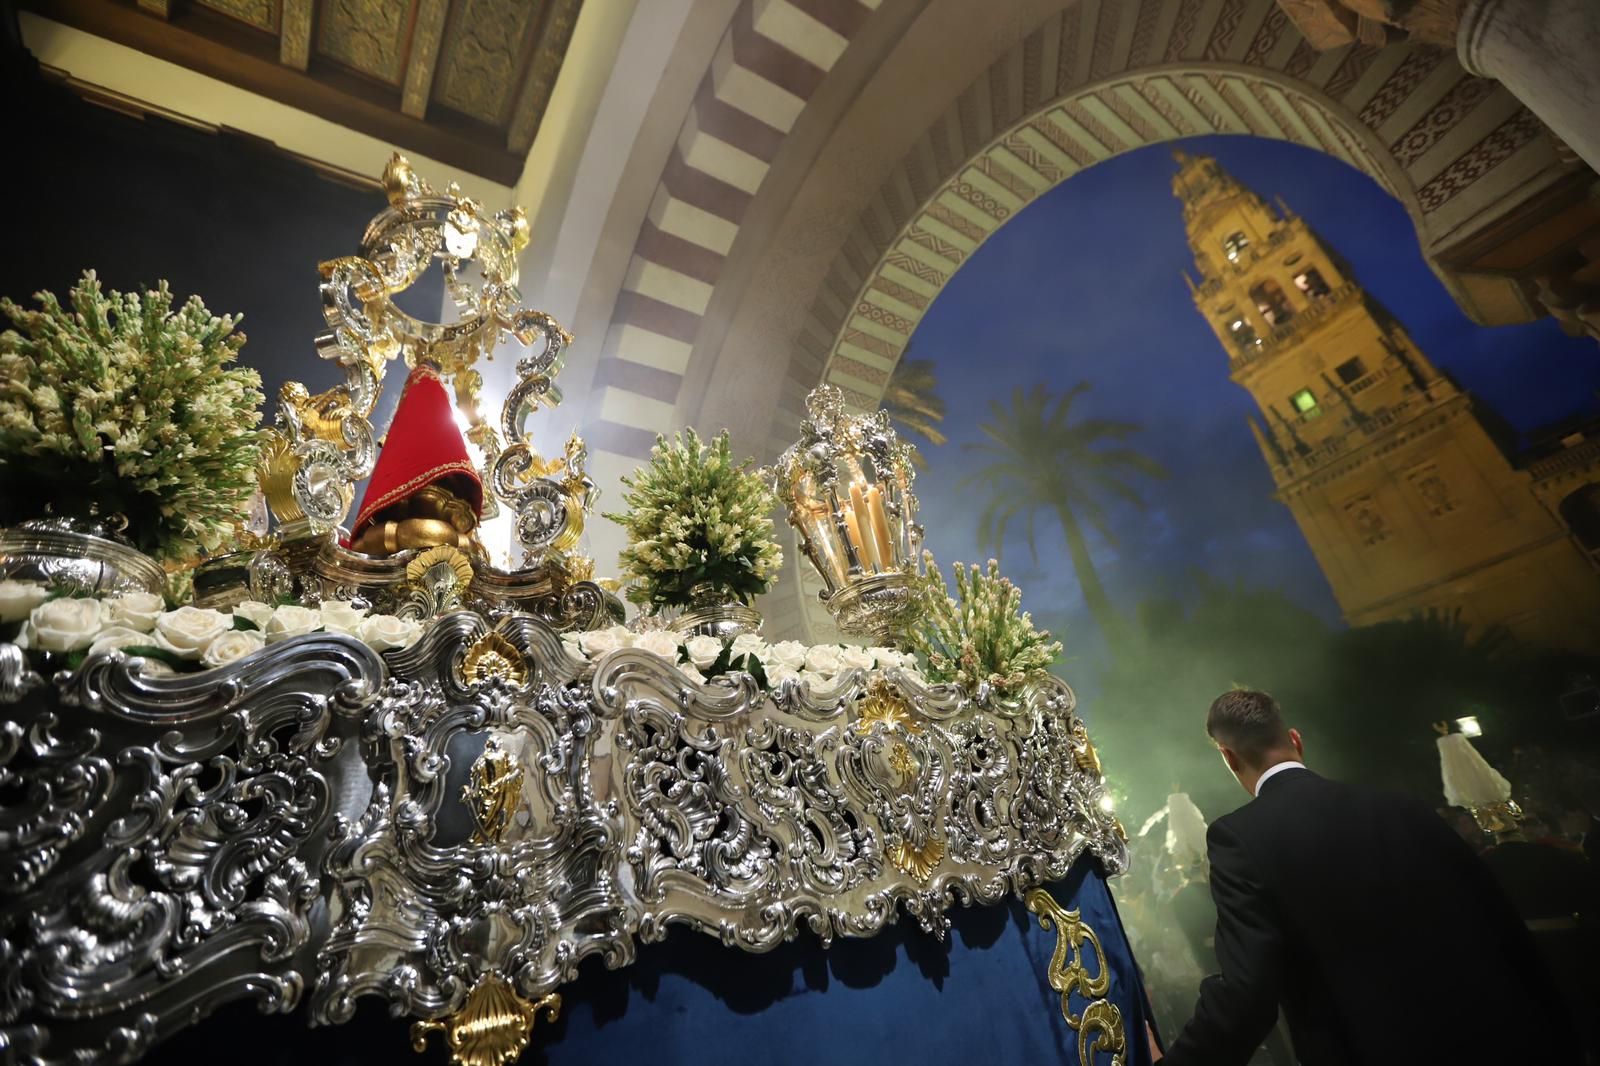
[1148,1021,1164,1061]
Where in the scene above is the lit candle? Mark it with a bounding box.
[809,502,846,585]
[848,481,880,571]
[842,507,870,572]
[866,485,894,568]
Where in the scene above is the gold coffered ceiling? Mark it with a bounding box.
[24,0,584,184]
[316,0,409,85]
[196,0,279,32]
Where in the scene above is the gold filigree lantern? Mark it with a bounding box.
[773,385,924,643]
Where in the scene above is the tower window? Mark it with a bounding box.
[1560,484,1600,552]
[1249,280,1295,326]
[1223,232,1250,263]
[1408,464,1457,517]
[1335,357,1367,384]
[1290,388,1319,417]
[1294,268,1331,299]
[1343,494,1390,546]
[1228,318,1258,348]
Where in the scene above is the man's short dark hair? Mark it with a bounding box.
[1206,689,1291,764]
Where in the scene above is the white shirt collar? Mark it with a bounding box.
[1254,760,1306,797]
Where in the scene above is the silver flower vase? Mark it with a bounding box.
[0,516,166,597]
[670,583,763,640]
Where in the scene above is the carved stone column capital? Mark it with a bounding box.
[1275,0,1465,48]
[1456,0,1600,172]
[1535,228,1600,348]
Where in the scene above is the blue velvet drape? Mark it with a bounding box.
[150,854,1153,1065]
[532,853,1156,1066]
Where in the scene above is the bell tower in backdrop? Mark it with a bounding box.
[1173,150,1600,652]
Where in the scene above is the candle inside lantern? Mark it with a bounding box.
[808,502,846,585]
[842,506,871,572]
[866,485,894,569]
[847,481,880,572]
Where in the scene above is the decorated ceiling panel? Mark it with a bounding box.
[316,0,414,85]
[432,0,537,124]
[23,0,585,184]
[194,0,279,32]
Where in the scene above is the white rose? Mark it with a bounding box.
[869,647,905,670]
[677,663,706,686]
[800,670,832,691]
[838,645,876,673]
[27,597,105,652]
[634,629,682,660]
[765,640,808,670]
[153,606,232,660]
[231,600,275,628]
[765,664,800,688]
[319,599,369,635]
[138,659,177,678]
[578,625,632,657]
[683,634,724,669]
[356,613,421,651]
[103,591,165,633]
[804,644,845,676]
[729,634,768,661]
[202,628,266,668]
[0,580,50,623]
[560,632,586,660]
[88,625,157,658]
[264,604,323,644]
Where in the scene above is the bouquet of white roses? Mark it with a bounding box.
[0,579,421,674]
[606,429,783,611]
[909,551,1061,696]
[0,271,265,560]
[559,624,918,691]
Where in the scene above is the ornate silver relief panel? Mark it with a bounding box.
[1,614,1125,1063]
[311,611,631,1026]
[597,652,1127,947]
[0,636,383,1064]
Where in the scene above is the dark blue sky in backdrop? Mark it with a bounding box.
[907,134,1600,678]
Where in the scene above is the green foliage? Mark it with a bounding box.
[909,550,1062,695]
[963,383,1166,640]
[117,645,192,671]
[0,271,265,561]
[605,429,783,611]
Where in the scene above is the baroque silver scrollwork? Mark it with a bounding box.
[312,612,627,1028]
[0,613,1125,1063]
[597,651,1125,946]
[0,636,383,1064]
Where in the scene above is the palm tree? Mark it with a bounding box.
[963,382,1167,641]
[882,356,947,467]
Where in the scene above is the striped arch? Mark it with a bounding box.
[555,0,1574,642]
[580,0,883,466]
[759,4,1570,641]
[809,63,1427,416]
[791,51,1552,436]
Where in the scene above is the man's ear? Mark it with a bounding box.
[1219,745,1243,775]
[1288,728,1303,759]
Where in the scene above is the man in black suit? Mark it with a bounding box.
[1156,689,1579,1065]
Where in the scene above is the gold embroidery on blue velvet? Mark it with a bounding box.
[1026,888,1128,1066]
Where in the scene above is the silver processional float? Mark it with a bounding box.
[0,156,1145,1066]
